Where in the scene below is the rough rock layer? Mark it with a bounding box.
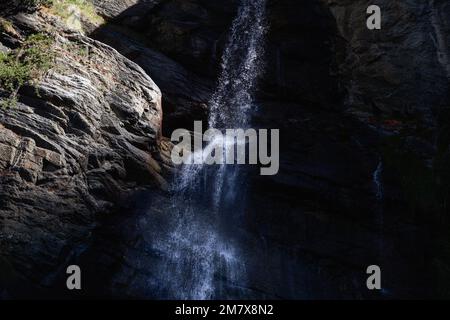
[322,0,450,122]
[0,9,168,296]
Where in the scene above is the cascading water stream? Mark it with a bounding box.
[373,159,386,294]
[373,160,384,203]
[208,0,267,129]
[150,0,268,299]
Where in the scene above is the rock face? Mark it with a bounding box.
[1,0,449,299]
[0,9,168,296]
[92,24,213,134]
[141,0,239,76]
[90,0,239,134]
[322,0,449,123]
[0,1,40,16]
[92,0,160,20]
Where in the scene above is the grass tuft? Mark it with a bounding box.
[0,33,55,108]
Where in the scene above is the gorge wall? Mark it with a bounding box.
[1,0,449,298]
[0,3,170,297]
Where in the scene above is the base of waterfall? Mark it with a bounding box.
[170,121,280,176]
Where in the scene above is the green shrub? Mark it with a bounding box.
[0,53,29,91]
[21,33,55,76]
[0,33,55,108]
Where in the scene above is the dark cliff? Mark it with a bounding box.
[1,0,449,299]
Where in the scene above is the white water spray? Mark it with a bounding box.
[152,0,268,299]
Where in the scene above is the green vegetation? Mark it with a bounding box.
[20,0,104,30]
[50,0,104,27]
[0,33,55,108]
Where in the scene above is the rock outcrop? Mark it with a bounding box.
[92,0,160,20]
[0,8,169,297]
[90,0,238,134]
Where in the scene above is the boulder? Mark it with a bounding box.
[0,9,168,296]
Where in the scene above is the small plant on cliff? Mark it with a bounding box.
[0,33,55,108]
[0,53,29,107]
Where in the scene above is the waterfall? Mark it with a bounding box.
[373,159,384,233]
[373,159,385,282]
[209,0,267,129]
[373,160,384,202]
[150,0,268,299]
